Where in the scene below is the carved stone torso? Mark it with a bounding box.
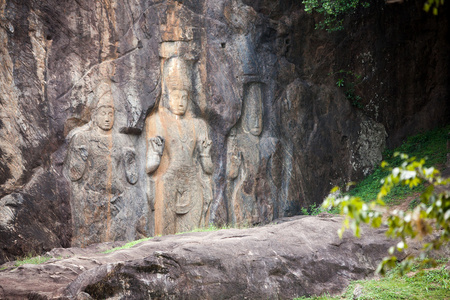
[162,112,198,170]
[65,126,140,247]
[146,108,212,235]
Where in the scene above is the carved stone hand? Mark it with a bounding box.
[231,151,242,167]
[199,139,212,157]
[78,145,88,161]
[150,136,165,156]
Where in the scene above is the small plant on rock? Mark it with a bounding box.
[330,70,364,108]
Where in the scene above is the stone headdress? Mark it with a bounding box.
[95,80,114,110]
[161,57,193,110]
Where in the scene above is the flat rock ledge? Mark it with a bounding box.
[0,216,400,299]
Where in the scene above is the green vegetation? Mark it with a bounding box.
[102,237,154,254]
[295,259,450,299]
[330,70,364,108]
[424,0,445,15]
[10,254,54,268]
[295,294,334,300]
[175,224,235,235]
[303,0,370,31]
[301,202,325,215]
[342,261,450,300]
[298,125,450,299]
[347,125,449,204]
[303,0,445,32]
[324,121,450,275]
[103,224,242,254]
[0,253,66,271]
[301,202,339,215]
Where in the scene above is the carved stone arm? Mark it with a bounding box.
[123,148,138,185]
[146,136,165,174]
[68,145,88,181]
[227,150,241,179]
[199,139,213,174]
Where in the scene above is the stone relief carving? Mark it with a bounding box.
[227,81,272,226]
[145,57,213,235]
[223,0,277,226]
[64,83,140,247]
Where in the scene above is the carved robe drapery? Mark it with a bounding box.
[146,108,213,235]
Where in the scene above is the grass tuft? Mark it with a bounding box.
[102,237,154,254]
[14,254,53,267]
[294,258,450,299]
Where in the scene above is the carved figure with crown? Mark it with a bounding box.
[65,81,139,247]
[145,57,213,235]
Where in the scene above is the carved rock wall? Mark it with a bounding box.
[0,0,448,262]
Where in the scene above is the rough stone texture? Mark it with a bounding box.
[0,216,407,299]
[0,0,449,261]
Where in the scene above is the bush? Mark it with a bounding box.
[324,153,450,275]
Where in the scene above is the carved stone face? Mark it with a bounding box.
[95,106,114,131]
[168,89,188,116]
[243,83,263,136]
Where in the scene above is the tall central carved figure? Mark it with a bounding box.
[146,57,213,235]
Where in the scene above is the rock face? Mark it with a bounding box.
[0,0,449,262]
[0,216,403,299]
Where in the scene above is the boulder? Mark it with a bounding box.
[0,216,401,299]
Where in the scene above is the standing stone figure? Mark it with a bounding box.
[224,0,274,226]
[146,57,213,235]
[65,86,139,247]
[227,82,266,226]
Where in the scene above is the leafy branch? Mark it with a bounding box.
[304,0,446,32]
[424,0,445,15]
[323,153,450,275]
[303,0,370,31]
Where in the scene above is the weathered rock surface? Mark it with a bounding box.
[0,0,449,261]
[0,216,404,299]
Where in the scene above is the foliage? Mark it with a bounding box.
[303,0,445,32]
[424,0,445,15]
[103,237,154,254]
[324,152,450,275]
[14,254,54,267]
[0,253,66,271]
[348,125,450,204]
[329,70,364,108]
[339,259,450,300]
[303,0,370,31]
[294,258,450,299]
[301,202,339,215]
[301,203,324,215]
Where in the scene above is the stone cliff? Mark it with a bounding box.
[0,0,449,262]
